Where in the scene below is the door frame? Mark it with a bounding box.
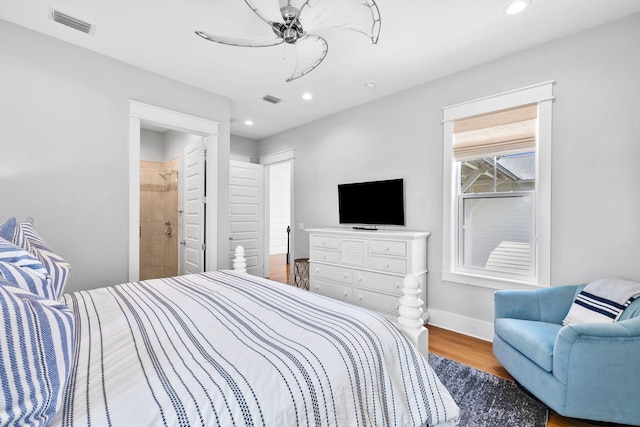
[260,149,295,283]
[128,101,219,282]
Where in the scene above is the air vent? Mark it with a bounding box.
[262,95,282,104]
[49,9,95,35]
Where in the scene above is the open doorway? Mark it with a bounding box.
[267,161,291,284]
[139,128,203,280]
[259,149,295,284]
[128,101,220,282]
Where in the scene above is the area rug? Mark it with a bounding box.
[429,353,548,427]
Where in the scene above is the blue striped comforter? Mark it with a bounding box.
[51,271,459,426]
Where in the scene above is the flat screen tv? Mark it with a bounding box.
[338,179,405,227]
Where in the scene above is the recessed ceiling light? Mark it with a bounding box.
[302,92,313,101]
[506,0,531,15]
[364,82,377,89]
[244,120,254,126]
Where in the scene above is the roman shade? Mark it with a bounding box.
[453,104,537,161]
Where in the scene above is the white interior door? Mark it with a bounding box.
[229,160,264,276]
[181,138,206,275]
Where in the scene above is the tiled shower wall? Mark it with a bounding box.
[140,158,179,280]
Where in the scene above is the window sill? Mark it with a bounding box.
[442,270,547,290]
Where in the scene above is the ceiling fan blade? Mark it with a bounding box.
[195,31,284,47]
[298,0,381,43]
[287,34,328,82]
[244,0,283,25]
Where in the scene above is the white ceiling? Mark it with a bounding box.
[2,0,640,140]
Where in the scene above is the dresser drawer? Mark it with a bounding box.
[310,278,352,303]
[369,255,407,274]
[310,262,352,284]
[310,234,339,249]
[370,239,407,257]
[353,289,401,315]
[353,270,403,296]
[310,248,339,264]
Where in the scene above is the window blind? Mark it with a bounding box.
[453,104,537,161]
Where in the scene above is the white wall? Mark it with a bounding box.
[230,134,259,163]
[257,14,640,339]
[140,129,166,161]
[0,20,232,293]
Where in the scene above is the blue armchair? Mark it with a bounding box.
[493,284,640,425]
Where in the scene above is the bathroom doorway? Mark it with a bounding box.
[139,127,202,280]
[128,101,220,283]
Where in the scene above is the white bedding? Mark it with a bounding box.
[52,270,459,426]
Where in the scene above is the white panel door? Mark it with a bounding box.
[229,160,264,277]
[182,139,205,275]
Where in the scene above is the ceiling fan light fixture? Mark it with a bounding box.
[244,120,254,126]
[506,0,531,15]
[302,92,313,101]
[196,0,381,82]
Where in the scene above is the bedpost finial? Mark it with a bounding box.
[233,245,247,273]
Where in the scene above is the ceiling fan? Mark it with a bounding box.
[196,0,381,82]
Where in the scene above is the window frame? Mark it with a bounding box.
[442,82,554,289]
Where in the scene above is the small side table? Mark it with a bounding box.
[293,258,310,290]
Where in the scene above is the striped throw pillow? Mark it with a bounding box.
[15,220,71,300]
[0,217,16,241]
[0,237,48,278]
[0,260,55,300]
[0,282,75,426]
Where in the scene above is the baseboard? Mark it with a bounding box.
[427,309,494,342]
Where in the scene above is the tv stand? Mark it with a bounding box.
[352,226,378,231]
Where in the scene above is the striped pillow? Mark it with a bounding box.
[12,219,34,255]
[0,217,16,241]
[0,282,75,426]
[0,260,55,300]
[0,237,52,299]
[0,237,48,278]
[15,220,71,300]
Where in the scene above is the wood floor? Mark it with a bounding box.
[266,263,622,427]
[268,253,290,284]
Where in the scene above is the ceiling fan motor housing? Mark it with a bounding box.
[281,5,298,22]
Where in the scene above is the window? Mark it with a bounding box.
[442,82,554,288]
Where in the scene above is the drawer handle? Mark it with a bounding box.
[395,304,400,310]
[385,263,390,268]
[343,291,348,297]
[322,241,326,246]
[321,255,326,259]
[394,283,400,289]
[357,295,363,301]
[384,246,390,251]
[343,273,348,279]
[357,277,362,282]
[315,285,320,290]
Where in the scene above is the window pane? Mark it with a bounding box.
[461,195,532,275]
[461,152,535,194]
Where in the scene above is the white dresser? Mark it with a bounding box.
[307,228,430,323]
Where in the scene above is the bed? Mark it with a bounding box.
[1,217,460,426]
